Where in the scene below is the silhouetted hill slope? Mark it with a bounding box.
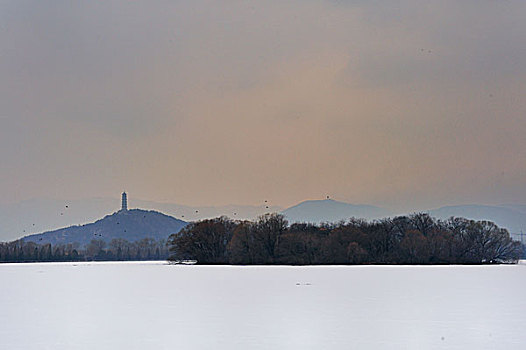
[428,205,526,234]
[0,197,281,242]
[282,199,391,223]
[22,209,187,247]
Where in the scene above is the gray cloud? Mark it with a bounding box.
[1,1,525,212]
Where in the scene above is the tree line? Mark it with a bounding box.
[2,213,522,264]
[168,213,523,265]
[0,238,170,263]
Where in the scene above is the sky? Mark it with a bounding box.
[1,0,525,212]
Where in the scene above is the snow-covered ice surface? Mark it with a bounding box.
[1,262,526,350]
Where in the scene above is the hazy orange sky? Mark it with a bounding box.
[1,1,525,211]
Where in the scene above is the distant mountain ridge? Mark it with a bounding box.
[22,209,187,247]
[500,204,526,215]
[281,199,391,223]
[428,205,526,236]
[4,197,526,243]
[280,200,526,236]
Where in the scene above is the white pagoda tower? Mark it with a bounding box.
[121,192,128,211]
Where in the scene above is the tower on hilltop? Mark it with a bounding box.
[121,192,128,211]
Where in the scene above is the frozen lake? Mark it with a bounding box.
[1,262,525,350]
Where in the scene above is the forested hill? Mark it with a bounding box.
[22,209,187,247]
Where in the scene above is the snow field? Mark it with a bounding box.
[1,262,525,350]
